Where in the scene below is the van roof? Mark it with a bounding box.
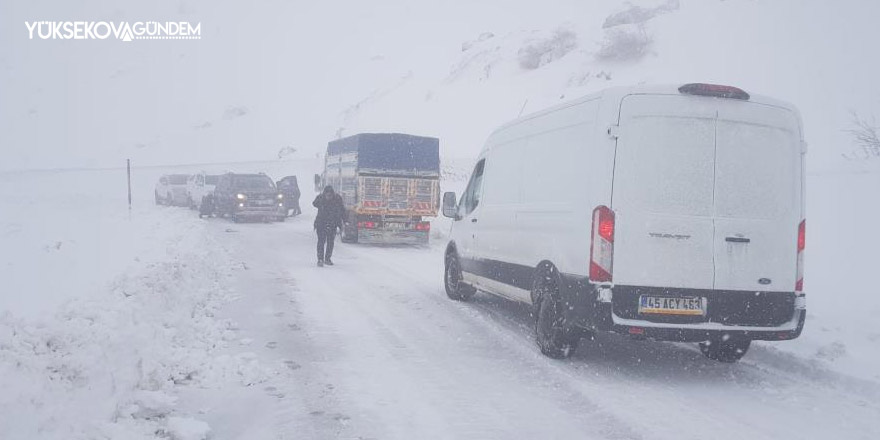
[490,83,801,138]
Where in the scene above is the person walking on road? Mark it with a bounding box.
[313,185,345,267]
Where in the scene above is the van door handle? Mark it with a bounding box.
[726,237,750,243]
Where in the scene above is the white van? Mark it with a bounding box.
[442,84,806,362]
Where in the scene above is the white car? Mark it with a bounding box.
[154,174,190,206]
[441,83,807,363]
[186,172,220,210]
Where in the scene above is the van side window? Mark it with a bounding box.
[459,159,486,216]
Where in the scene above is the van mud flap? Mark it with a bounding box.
[558,275,612,333]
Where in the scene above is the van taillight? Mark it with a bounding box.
[795,220,805,292]
[590,206,615,283]
[414,222,431,231]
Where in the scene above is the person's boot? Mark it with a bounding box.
[317,259,324,267]
[325,258,334,266]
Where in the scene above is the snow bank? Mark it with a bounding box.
[0,168,246,439]
[764,170,880,383]
[164,417,212,440]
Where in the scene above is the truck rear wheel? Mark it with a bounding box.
[341,224,358,243]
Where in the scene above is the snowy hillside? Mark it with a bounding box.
[338,0,880,172]
[3,0,879,171]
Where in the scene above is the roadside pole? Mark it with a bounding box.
[127,159,132,216]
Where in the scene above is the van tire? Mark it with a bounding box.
[534,268,579,359]
[699,337,751,363]
[155,191,162,205]
[444,252,475,301]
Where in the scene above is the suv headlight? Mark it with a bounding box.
[236,193,246,200]
[277,194,284,199]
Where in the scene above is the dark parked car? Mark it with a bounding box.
[213,173,285,222]
[276,175,301,216]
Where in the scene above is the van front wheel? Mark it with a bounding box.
[444,253,475,301]
[534,272,578,359]
[699,337,750,363]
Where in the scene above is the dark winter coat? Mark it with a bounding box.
[313,193,345,230]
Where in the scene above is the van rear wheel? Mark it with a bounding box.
[534,270,579,359]
[699,337,750,363]
[444,252,475,301]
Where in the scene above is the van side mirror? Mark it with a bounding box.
[442,192,458,219]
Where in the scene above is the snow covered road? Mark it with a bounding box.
[191,214,880,440]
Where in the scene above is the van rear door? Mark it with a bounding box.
[713,104,802,291]
[613,94,803,292]
[612,95,718,290]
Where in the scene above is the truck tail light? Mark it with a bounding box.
[590,206,615,283]
[414,222,431,231]
[796,219,805,292]
[358,221,378,229]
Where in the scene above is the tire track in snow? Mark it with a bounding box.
[286,237,643,440]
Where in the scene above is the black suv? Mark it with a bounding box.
[213,173,285,222]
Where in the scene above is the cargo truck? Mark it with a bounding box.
[322,133,441,244]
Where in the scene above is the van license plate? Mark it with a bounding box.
[638,296,705,316]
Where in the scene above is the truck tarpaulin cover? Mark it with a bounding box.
[328,133,440,173]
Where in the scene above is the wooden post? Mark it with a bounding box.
[127,159,132,210]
